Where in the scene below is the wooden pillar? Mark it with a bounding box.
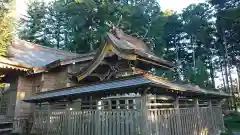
[174,97,182,135]
[116,99,120,109]
[140,94,149,135]
[95,98,101,135]
[218,99,225,132]
[208,100,216,134]
[64,102,71,135]
[108,100,112,110]
[38,103,44,135]
[194,98,201,135]
[47,103,51,135]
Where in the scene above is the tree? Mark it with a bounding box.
[209,0,240,110]
[163,13,183,80]
[0,0,14,56]
[19,0,168,54]
[18,0,51,47]
[162,3,216,88]
[18,0,239,96]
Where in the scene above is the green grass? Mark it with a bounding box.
[221,112,240,135]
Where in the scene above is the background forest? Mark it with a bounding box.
[16,0,240,94]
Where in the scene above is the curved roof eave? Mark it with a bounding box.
[72,32,175,82]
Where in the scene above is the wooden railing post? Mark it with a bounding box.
[140,94,149,135]
[194,98,201,135]
[208,100,216,134]
[47,103,51,135]
[174,97,182,135]
[64,102,70,135]
[39,103,44,135]
[218,100,225,132]
[95,99,101,135]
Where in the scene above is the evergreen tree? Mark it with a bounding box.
[17,0,240,94]
[0,0,14,56]
[18,0,50,46]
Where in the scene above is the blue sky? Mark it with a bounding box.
[159,0,206,12]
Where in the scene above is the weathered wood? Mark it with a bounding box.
[21,99,225,135]
[174,98,182,135]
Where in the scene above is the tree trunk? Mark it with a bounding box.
[191,36,196,70]
[224,60,230,93]
[221,63,226,92]
[90,43,94,52]
[64,31,68,49]
[223,38,230,93]
[228,65,234,94]
[56,22,61,49]
[237,63,240,95]
[209,57,215,88]
[174,36,180,80]
[228,64,237,110]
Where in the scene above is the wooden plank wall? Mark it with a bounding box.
[29,106,224,135]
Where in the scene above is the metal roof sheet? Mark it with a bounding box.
[23,76,151,103]
[23,75,229,103]
[7,39,78,68]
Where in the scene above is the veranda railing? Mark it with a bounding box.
[25,106,224,135]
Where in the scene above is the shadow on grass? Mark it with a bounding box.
[221,112,240,135]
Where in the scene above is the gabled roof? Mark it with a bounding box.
[23,74,229,103]
[70,28,174,81]
[8,39,78,68]
[45,29,174,71]
[1,28,174,76]
[106,30,174,68]
[1,27,174,75]
[0,38,79,72]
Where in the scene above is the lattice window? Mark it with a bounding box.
[35,85,41,93]
[179,98,195,108]
[99,98,138,110]
[148,98,174,109]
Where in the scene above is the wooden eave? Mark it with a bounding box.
[72,42,112,81]
[45,52,96,69]
[134,50,174,69]
[106,32,174,68]
[0,60,32,72]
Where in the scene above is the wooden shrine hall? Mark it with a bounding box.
[0,26,229,135]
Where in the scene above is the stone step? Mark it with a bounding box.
[0,127,12,132]
[0,120,13,134]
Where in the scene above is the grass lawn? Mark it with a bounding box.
[221,112,240,135]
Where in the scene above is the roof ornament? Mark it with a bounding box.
[105,15,123,32]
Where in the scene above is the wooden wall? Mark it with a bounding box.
[41,67,69,91]
[12,60,132,119]
[5,82,18,119]
[13,66,71,119]
[14,76,34,118]
[31,66,75,93]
